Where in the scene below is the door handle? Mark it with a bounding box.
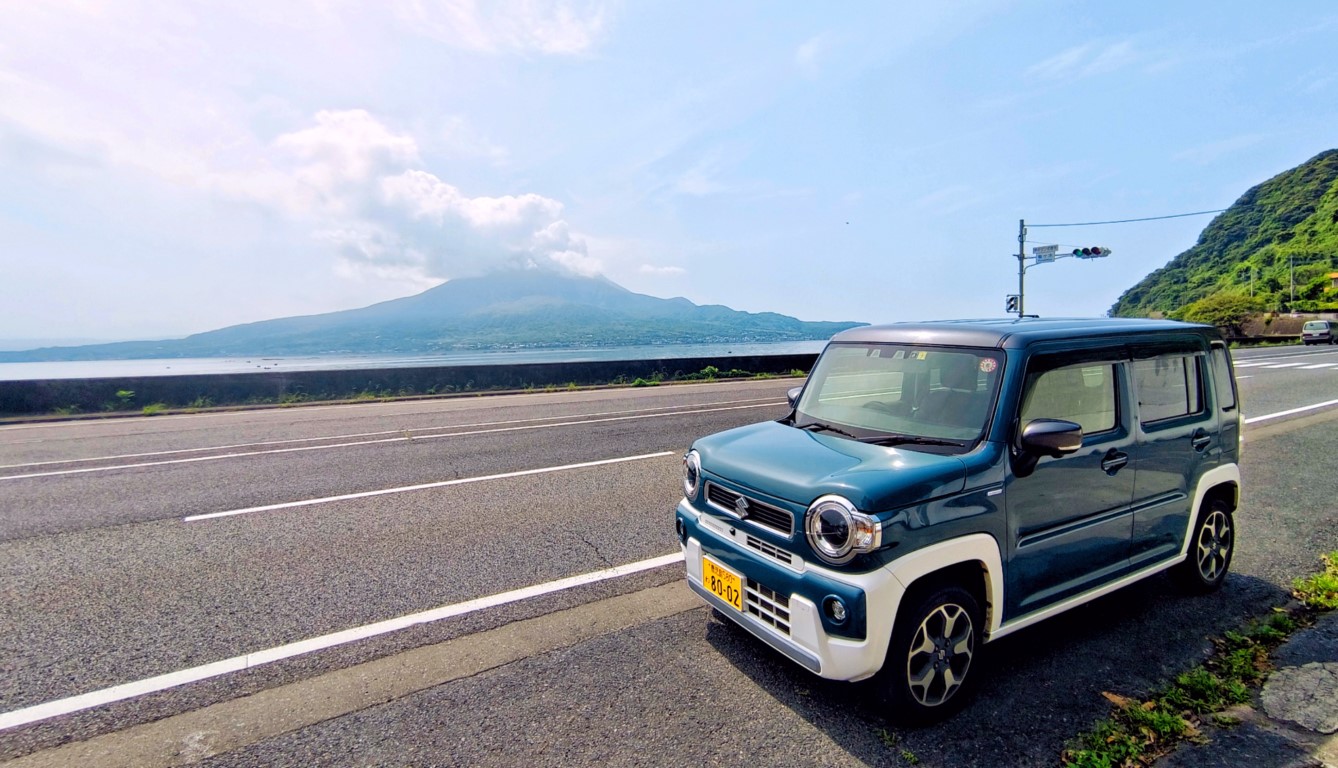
[1100,449,1128,475]
[1191,428,1212,452]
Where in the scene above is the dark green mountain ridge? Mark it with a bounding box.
[1111,149,1338,317]
[2,272,865,361]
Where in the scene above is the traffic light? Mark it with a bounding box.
[1006,295,1020,313]
[1072,246,1111,259]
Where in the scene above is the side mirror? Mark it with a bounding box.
[786,386,803,408]
[1020,418,1084,458]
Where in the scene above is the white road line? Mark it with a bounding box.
[0,402,780,481]
[1244,399,1338,425]
[1230,361,1274,368]
[1260,363,1307,369]
[0,551,686,733]
[184,452,677,521]
[1236,376,1252,380]
[0,396,779,471]
[1300,363,1338,369]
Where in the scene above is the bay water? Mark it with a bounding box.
[0,341,826,381]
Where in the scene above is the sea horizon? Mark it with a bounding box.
[0,340,828,382]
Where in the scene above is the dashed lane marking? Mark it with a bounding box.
[183,451,676,522]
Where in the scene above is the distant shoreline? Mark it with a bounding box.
[0,348,823,419]
[0,340,828,382]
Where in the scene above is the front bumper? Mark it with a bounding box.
[677,499,903,682]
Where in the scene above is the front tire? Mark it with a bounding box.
[1172,499,1235,593]
[877,585,983,724]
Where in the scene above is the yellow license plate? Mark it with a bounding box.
[702,556,743,611]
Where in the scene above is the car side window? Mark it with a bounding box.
[1020,362,1117,435]
[1210,345,1236,412]
[1133,354,1204,424]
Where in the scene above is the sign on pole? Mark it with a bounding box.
[1032,244,1058,263]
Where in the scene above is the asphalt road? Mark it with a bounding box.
[1,346,1337,767]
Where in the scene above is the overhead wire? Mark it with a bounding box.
[1027,208,1225,227]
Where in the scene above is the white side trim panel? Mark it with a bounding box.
[883,533,1005,637]
[991,558,1181,641]
[1179,463,1241,559]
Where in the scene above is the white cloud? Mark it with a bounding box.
[1026,39,1142,81]
[1171,134,1267,165]
[393,0,612,55]
[795,34,830,79]
[639,264,686,277]
[441,116,510,164]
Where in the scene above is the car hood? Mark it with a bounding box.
[693,420,968,513]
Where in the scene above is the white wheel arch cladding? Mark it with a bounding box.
[884,533,1005,637]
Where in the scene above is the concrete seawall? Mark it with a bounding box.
[0,353,819,417]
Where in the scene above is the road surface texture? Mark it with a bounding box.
[2,347,1337,766]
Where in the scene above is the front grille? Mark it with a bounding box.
[746,535,794,567]
[705,483,794,536]
[745,578,791,635]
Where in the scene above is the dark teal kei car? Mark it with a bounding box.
[675,318,1241,722]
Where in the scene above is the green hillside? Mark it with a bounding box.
[1110,149,1338,318]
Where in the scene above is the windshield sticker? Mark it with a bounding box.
[979,358,998,373]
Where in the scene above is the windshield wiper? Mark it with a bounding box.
[862,434,966,447]
[796,421,860,439]
[797,421,966,448]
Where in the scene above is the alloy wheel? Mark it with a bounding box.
[905,603,974,707]
[1196,509,1232,583]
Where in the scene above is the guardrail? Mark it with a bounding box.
[0,353,820,419]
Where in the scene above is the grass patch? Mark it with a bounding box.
[1293,551,1338,609]
[141,403,169,416]
[1062,556,1337,767]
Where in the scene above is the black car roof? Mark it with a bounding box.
[830,317,1218,350]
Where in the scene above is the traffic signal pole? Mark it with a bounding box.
[1017,219,1027,318]
[1011,218,1109,317]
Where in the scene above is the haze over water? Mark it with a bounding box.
[0,341,827,381]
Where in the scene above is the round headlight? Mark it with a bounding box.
[682,450,702,499]
[805,495,881,565]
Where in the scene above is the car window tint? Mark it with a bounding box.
[1210,346,1235,411]
[1134,355,1203,423]
[1020,362,1116,434]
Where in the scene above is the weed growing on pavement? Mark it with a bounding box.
[1063,556,1338,767]
[141,403,168,416]
[1293,551,1338,609]
[874,727,899,749]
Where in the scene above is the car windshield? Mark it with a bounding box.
[793,343,1004,448]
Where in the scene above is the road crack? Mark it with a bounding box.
[575,532,614,567]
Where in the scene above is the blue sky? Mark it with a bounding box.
[2,1,1336,342]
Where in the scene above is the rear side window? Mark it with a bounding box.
[1134,355,1203,423]
[1210,345,1236,411]
[1020,363,1117,434]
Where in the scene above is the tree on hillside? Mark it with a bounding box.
[1174,291,1264,335]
